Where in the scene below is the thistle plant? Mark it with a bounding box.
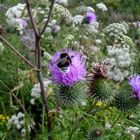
[89,64,115,101]
[0,1,140,140]
[49,49,87,106]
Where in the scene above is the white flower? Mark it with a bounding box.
[30,79,52,104]
[21,128,26,137]
[90,46,100,52]
[105,122,111,129]
[96,3,108,11]
[85,24,99,34]
[20,120,25,125]
[16,124,21,130]
[30,98,35,105]
[95,39,102,44]
[17,112,24,118]
[87,6,95,12]
[14,120,19,125]
[72,15,84,25]
[39,10,45,14]
[5,3,26,32]
[81,101,86,106]
[55,0,68,6]
[126,126,139,134]
[52,25,61,32]
[51,19,57,25]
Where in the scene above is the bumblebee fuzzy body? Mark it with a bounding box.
[57,53,72,72]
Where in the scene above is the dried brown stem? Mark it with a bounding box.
[24,0,54,139]
[36,37,52,140]
[0,35,35,68]
[25,0,40,36]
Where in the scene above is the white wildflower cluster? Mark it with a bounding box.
[45,19,61,33]
[8,112,26,137]
[87,6,95,13]
[72,17,99,34]
[43,3,71,27]
[55,0,68,6]
[53,3,71,22]
[95,39,102,44]
[90,45,100,53]
[72,6,95,26]
[5,3,27,34]
[76,6,95,14]
[104,22,136,82]
[37,7,46,15]
[104,22,129,38]
[85,22,99,34]
[0,42,4,53]
[104,45,136,82]
[96,3,108,11]
[126,126,140,139]
[30,79,52,105]
[72,15,84,25]
[105,122,111,129]
[81,101,87,106]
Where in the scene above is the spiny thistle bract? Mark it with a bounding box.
[90,78,115,101]
[55,81,87,107]
[88,64,115,101]
[87,128,103,140]
[114,84,139,113]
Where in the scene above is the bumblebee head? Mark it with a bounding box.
[60,53,69,58]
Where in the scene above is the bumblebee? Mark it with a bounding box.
[57,53,72,72]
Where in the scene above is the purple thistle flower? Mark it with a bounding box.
[83,12,97,24]
[129,75,140,100]
[21,19,27,29]
[49,49,87,86]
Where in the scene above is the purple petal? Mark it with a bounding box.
[48,49,87,86]
[129,75,140,100]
